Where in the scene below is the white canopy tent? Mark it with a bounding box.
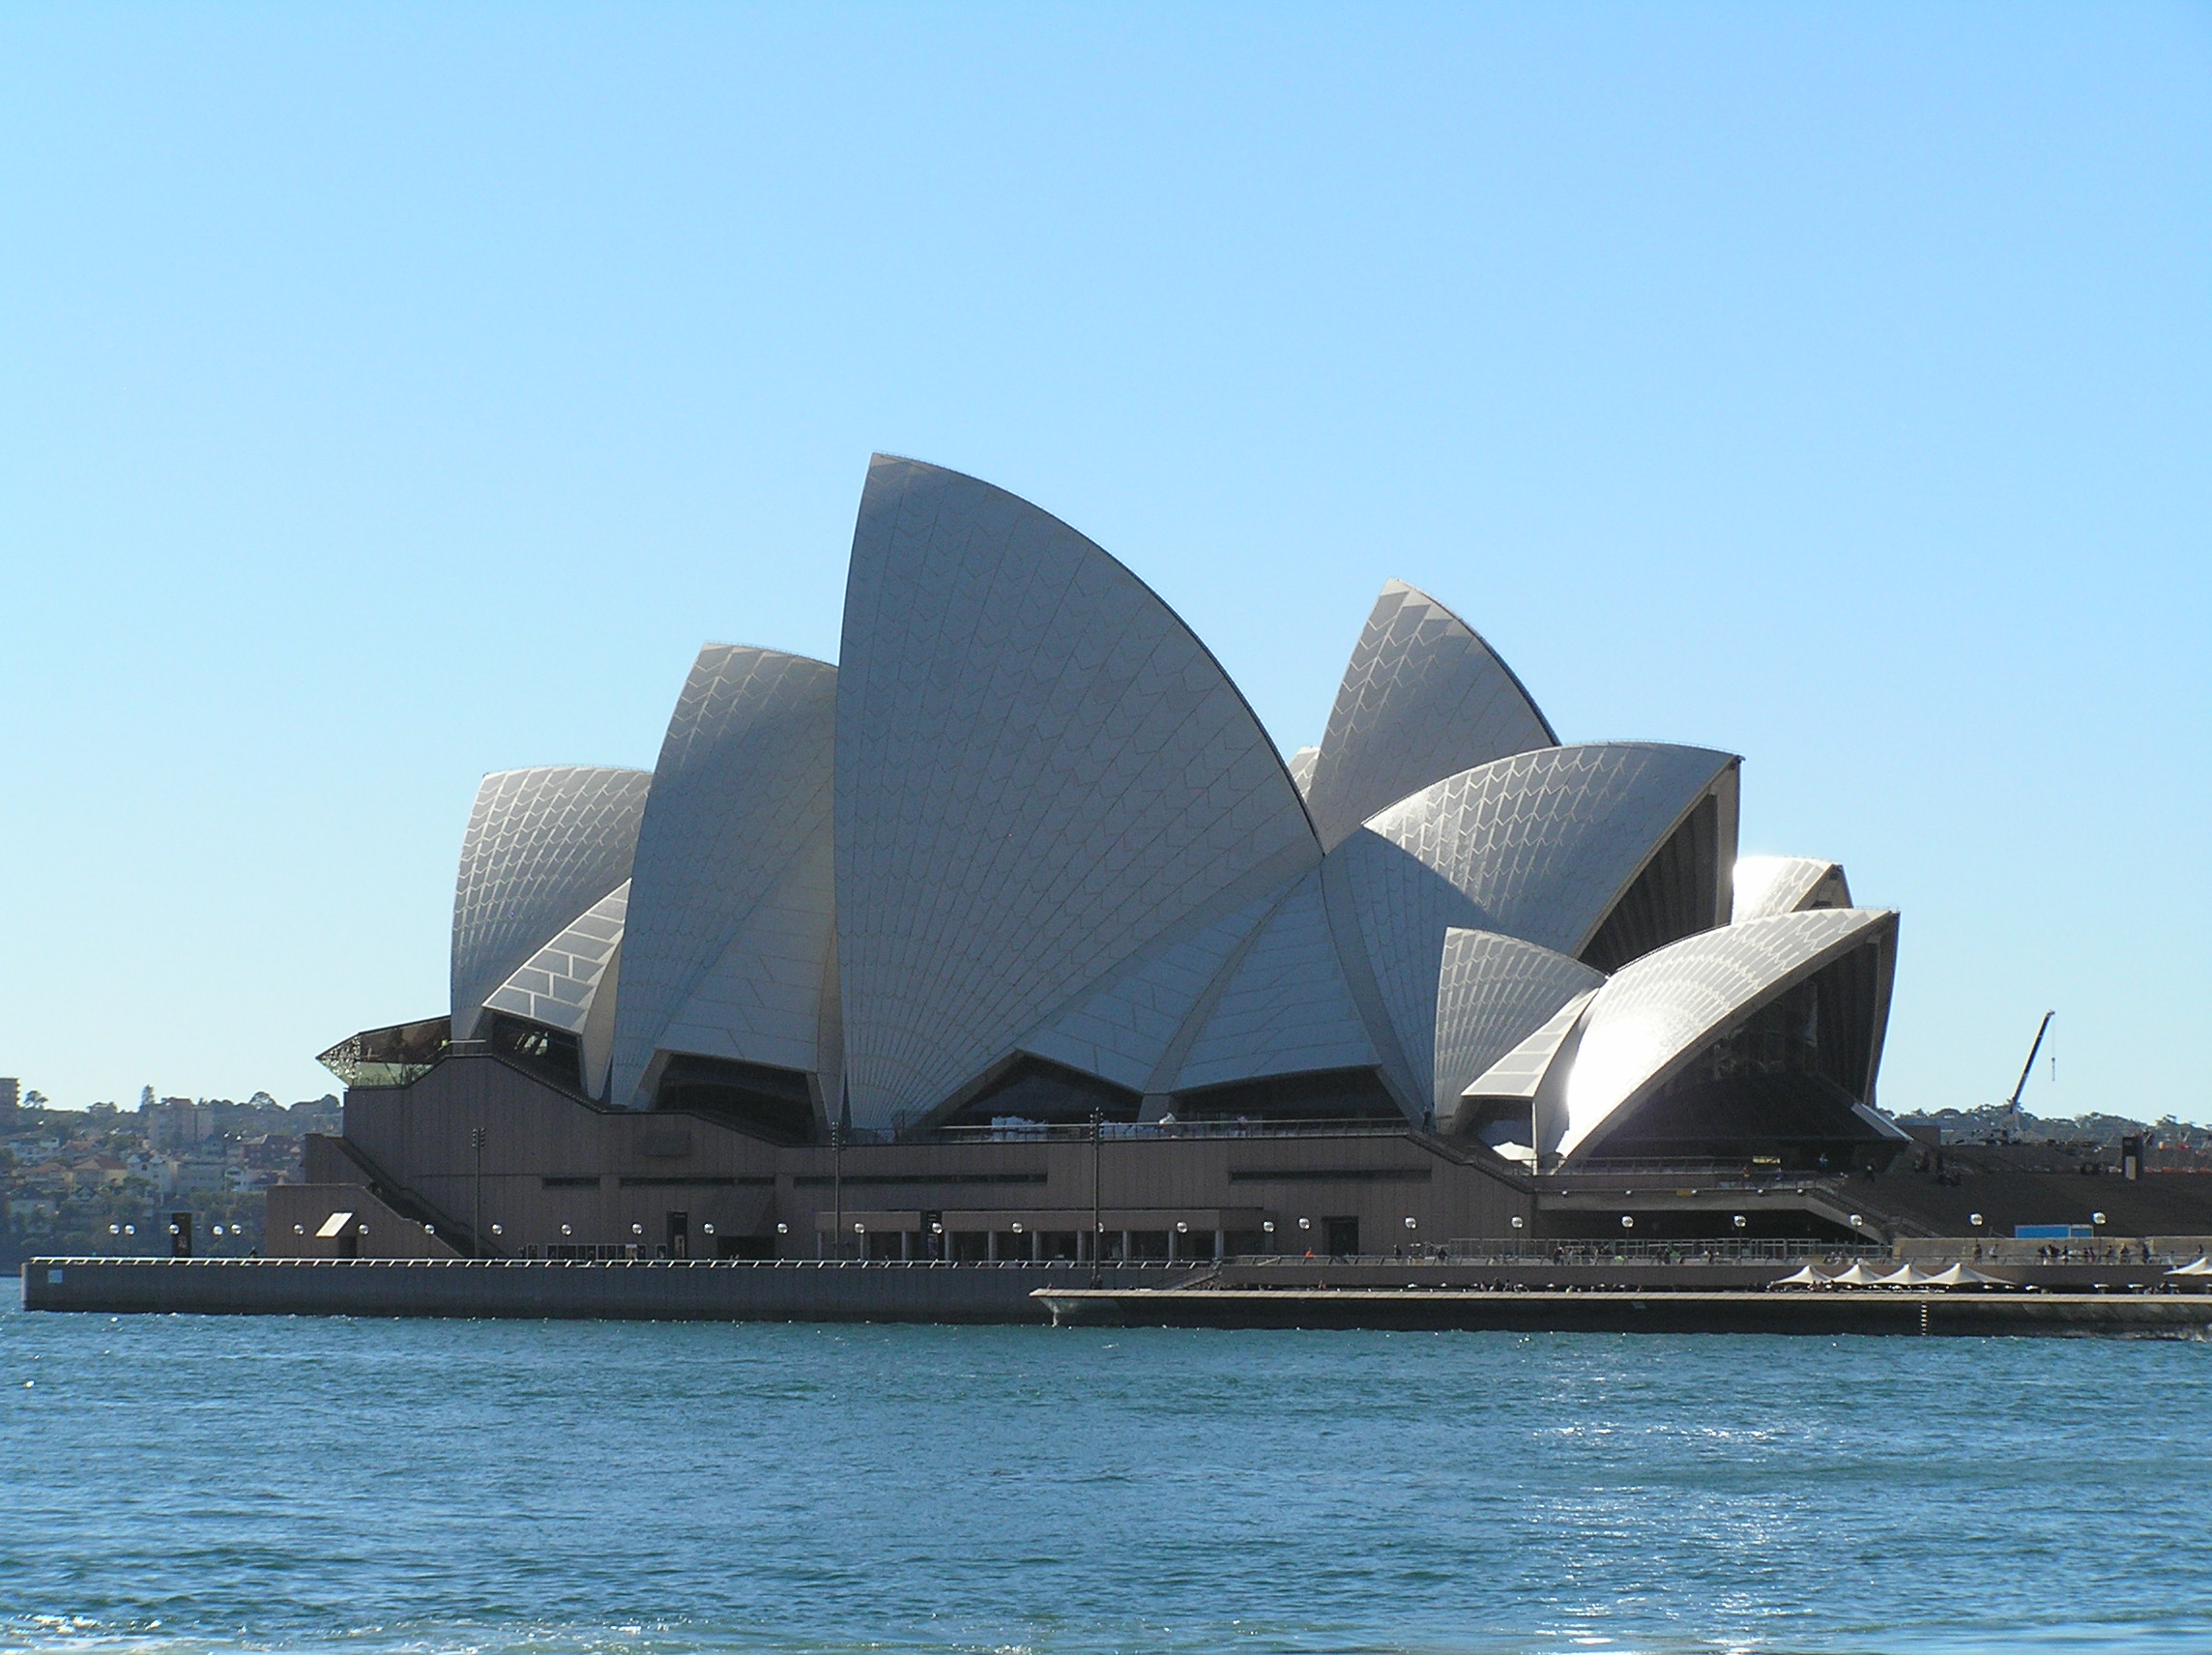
[1827,1262,1886,1286]
[1872,1263,1936,1287]
[1917,1263,2012,1288]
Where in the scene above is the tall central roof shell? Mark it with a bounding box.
[833,456,1322,1126]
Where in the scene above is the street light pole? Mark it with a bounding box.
[830,1116,843,1261]
[470,1126,486,1257]
[1091,1108,1104,1286]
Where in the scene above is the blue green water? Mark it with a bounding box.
[4,1278,2209,1655]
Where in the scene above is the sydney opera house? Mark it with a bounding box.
[286,456,1906,1262]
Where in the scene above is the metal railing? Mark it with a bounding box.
[918,1118,1414,1144]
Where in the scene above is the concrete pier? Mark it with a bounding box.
[20,1255,2212,1335]
[1033,1285,2212,1337]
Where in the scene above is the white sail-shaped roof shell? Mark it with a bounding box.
[608,645,838,1110]
[1170,870,1380,1091]
[1458,987,1599,1148]
[450,765,651,1042]
[1431,929,1603,1124]
[1017,886,1281,1093]
[1301,580,1557,853]
[1555,907,1900,1162]
[1327,741,1737,1106]
[1731,856,1850,922]
[481,880,629,1095]
[834,456,1322,1129]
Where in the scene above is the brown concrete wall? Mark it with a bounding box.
[267,1183,460,1259]
[335,1055,1539,1260]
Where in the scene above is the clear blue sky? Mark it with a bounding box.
[4,4,2205,1122]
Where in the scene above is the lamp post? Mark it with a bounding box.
[830,1116,843,1261]
[1091,1107,1104,1284]
[470,1126,487,1257]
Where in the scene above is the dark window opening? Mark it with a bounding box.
[485,1013,583,1092]
[939,1057,1143,1128]
[1580,793,1722,973]
[1324,1216,1360,1257]
[654,1054,818,1145]
[1172,1067,1403,1124]
[1457,1097,1534,1150]
[716,1234,776,1261]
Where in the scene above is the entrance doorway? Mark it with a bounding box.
[665,1210,689,1260]
[1324,1216,1359,1258]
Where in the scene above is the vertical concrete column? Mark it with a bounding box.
[1167,1228,1178,1264]
[900,1230,912,1262]
[1121,1229,1132,1263]
[986,1230,998,1263]
[1030,1228,1042,1263]
[1213,1228,1226,1263]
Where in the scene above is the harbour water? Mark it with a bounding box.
[4,1278,2209,1655]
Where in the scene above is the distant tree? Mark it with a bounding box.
[23,1090,47,1109]
[138,1086,155,1112]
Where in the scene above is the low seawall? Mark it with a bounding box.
[26,1257,2212,1336]
[19,1257,1169,1322]
[1035,1286,2212,1338]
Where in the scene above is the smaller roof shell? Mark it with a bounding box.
[450,765,652,1040]
[1732,856,1850,923]
[1431,929,1603,1125]
[1554,907,1901,1163]
[1301,580,1557,853]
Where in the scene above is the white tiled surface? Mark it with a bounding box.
[1173,870,1379,1091]
[1430,928,1603,1118]
[833,456,1321,1127]
[1558,908,1898,1160]
[1731,855,1851,922]
[451,766,651,1040]
[1331,742,1735,1111]
[1301,580,1557,852]
[483,880,629,1035]
[1021,889,1279,1092]
[609,645,838,1108]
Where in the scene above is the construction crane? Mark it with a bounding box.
[2004,1011,2054,1141]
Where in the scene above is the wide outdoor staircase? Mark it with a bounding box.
[304,1133,487,1256]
